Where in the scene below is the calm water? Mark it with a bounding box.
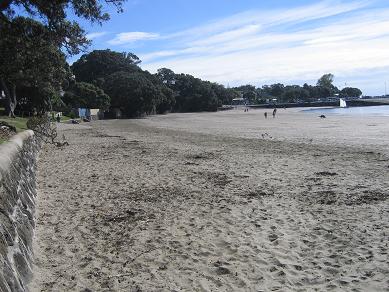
[303,105,389,116]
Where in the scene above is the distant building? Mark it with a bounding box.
[78,108,90,119]
[231,98,248,105]
[76,108,104,120]
[90,109,104,120]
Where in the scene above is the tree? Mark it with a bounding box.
[211,84,240,105]
[340,87,362,98]
[71,50,141,86]
[317,73,338,97]
[17,85,65,114]
[172,74,219,112]
[103,71,162,117]
[0,17,70,116]
[282,86,309,102]
[156,68,176,87]
[0,0,126,117]
[155,86,175,114]
[0,0,126,55]
[243,91,257,103]
[269,83,285,98]
[63,82,110,109]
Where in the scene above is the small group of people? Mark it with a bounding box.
[264,108,277,119]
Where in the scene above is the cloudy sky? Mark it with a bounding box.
[77,0,389,95]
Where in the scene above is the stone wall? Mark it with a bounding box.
[0,131,40,292]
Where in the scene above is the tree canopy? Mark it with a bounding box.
[104,71,161,117]
[0,0,126,55]
[340,87,362,98]
[0,17,70,116]
[0,0,125,117]
[70,50,235,116]
[63,82,110,110]
[71,50,141,86]
[231,73,362,104]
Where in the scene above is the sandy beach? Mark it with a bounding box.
[31,108,389,291]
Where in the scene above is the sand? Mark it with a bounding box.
[31,108,389,291]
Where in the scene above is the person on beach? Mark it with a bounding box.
[272,108,277,118]
[264,112,268,119]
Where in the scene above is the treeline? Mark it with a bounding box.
[65,49,240,117]
[233,74,362,105]
[65,52,363,117]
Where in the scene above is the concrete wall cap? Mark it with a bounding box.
[0,130,35,177]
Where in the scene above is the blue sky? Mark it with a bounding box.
[74,0,389,95]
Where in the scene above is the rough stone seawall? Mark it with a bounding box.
[0,131,40,292]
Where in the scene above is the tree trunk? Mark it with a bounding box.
[0,78,17,118]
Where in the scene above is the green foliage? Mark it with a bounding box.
[0,17,71,116]
[156,86,175,114]
[212,84,240,105]
[0,0,126,55]
[71,50,141,86]
[340,87,362,98]
[316,73,338,96]
[317,73,334,88]
[282,86,309,102]
[269,83,285,98]
[0,0,125,118]
[72,50,229,116]
[69,111,76,119]
[70,50,365,116]
[63,82,110,109]
[104,71,162,117]
[235,74,358,104]
[172,74,219,112]
[156,68,176,86]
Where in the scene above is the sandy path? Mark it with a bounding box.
[31,110,389,291]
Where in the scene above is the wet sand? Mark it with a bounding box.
[31,108,389,291]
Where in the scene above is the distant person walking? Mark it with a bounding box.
[56,113,61,123]
[264,112,268,119]
[272,108,277,118]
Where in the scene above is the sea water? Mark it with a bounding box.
[303,105,389,116]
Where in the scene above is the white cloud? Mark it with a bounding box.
[86,31,108,40]
[133,0,388,95]
[165,0,371,41]
[189,24,262,47]
[108,32,160,45]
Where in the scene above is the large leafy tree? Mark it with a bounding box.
[71,50,141,86]
[156,68,176,87]
[0,0,126,55]
[282,86,309,102]
[269,83,285,98]
[63,82,110,109]
[317,73,338,97]
[340,87,362,98]
[211,84,240,105]
[173,74,219,112]
[103,71,162,117]
[0,17,70,116]
[71,51,176,116]
[0,0,125,117]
